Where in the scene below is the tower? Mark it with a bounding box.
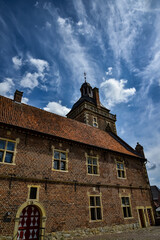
[67,74,117,134]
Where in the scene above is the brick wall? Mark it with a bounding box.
[0,126,153,236]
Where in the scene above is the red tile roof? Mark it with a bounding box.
[0,95,140,158]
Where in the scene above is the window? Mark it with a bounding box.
[53,150,68,171]
[28,186,39,200]
[93,117,98,127]
[30,187,37,199]
[0,138,16,164]
[121,197,132,218]
[89,195,102,221]
[116,161,126,178]
[87,156,99,175]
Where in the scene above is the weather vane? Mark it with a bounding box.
[84,72,87,83]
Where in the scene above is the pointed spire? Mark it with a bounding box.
[84,72,87,83]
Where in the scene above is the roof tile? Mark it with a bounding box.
[0,95,140,158]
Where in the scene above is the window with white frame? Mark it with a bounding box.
[116,161,126,178]
[121,197,132,218]
[89,195,102,221]
[52,150,68,171]
[28,186,39,200]
[0,138,16,164]
[87,156,99,175]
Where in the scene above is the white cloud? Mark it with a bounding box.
[12,56,22,69]
[22,97,29,104]
[29,57,49,73]
[56,16,97,87]
[100,78,136,107]
[19,57,50,90]
[20,72,40,89]
[45,21,51,29]
[0,78,14,96]
[77,21,83,26]
[44,101,70,116]
[57,17,66,26]
[106,67,112,76]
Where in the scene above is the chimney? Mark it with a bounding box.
[135,142,145,158]
[93,87,100,107]
[14,90,23,103]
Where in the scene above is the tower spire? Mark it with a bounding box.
[84,72,87,83]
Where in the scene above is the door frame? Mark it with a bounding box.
[137,206,147,228]
[13,201,46,240]
[145,206,155,226]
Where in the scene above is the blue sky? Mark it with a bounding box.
[0,0,160,187]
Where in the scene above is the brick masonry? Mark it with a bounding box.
[0,126,154,238]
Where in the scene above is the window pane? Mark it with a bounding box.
[122,171,125,178]
[122,197,125,205]
[118,170,121,177]
[90,197,95,206]
[125,197,129,205]
[123,207,127,218]
[93,117,97,122]
[88,165,92,174]
[7,141,15,151]
[0,151,3,162]
[96,197,100,206]
[91,208,96,220]
[93,158,97,165]
[0,140,6,149]
[127,207,132,217]
[54,160,59,169]
[96,208,102,220]
[93,123,97,127]
[117,163,120,169]
[54,151,60,159]
[120,163,124,170]
[61,161,66,170]
[30,187,37,199]
[61,152,66,160]
[5,152,13,163]
[88,157,92,164]
[93,166,97,174]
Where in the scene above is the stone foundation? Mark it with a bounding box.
[45,223,140,240]
[0,223,140,240]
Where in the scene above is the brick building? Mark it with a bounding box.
[0,81,155,239]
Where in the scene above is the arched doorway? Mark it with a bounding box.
[17,205,40,239]
[13,202,46,240]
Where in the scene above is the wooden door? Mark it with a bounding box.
[17,205,40,240]
[147,208,153,226]
[138,209,146,228]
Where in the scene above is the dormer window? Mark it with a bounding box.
[93,117,98,128]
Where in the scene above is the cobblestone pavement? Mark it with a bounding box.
[73,226,160,240]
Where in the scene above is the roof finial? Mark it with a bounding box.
[84,72,87,83]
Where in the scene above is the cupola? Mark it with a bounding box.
[80,73,93,98]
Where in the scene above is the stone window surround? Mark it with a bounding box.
[85,153,100,176]
[88,194,103,222]
[0,137,19,165]
[52,146,69,172]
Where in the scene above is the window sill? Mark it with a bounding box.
[117,177,127,180]
[89,219,103,223]
[0,162,16,166]
[87,173,100,176]
[52,169,68,173]
[124,217,134,220]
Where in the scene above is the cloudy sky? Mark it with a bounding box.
[0,0,160,187]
